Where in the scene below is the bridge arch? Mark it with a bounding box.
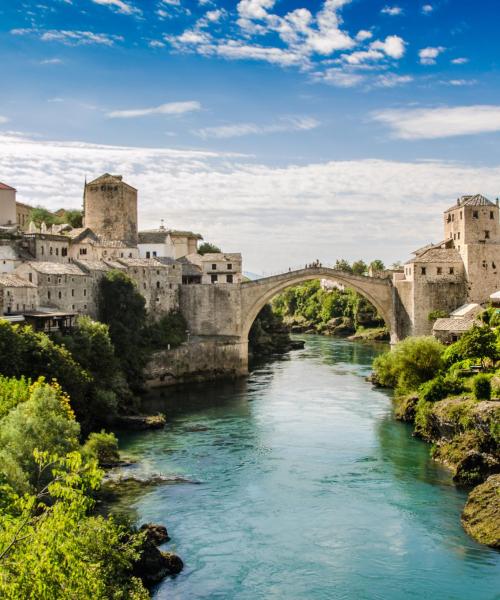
[240,267,396,344]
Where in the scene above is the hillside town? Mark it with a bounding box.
[0,174,242,329]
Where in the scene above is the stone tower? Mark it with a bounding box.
[83,174,138,246]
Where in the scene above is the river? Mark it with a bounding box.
[118,336,500,600]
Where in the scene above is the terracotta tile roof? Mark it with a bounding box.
[0,182,16,191]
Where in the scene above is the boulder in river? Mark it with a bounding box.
[140,523,170,545]
[134,539,184,585]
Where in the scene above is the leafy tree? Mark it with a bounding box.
[473,374,492,400]
[198,242,221,255]
[369,259,385,273]
[373,336,444,394]
[98,270,148,390]
[334,259,352,273]
[59,209,83,228]
[351,260,367,276]
[456,325,498,367]
[146,311,188,350]
[0,379,80,494]
[28,207,60,227]
[82,430,120,467]
[0,451,148,599]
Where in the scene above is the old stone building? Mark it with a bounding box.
[0,274,38,314]
[83,174,138,246]
[0,182,17,227]
[395,194,500,337]
[138,225,202,260]
[184,252,243,284]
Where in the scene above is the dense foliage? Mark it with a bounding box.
[145,311,187,350]
[198,242,221,255]
[28,207,83,229]
[0,377,148,598]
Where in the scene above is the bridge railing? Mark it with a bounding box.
[250,265,369,280]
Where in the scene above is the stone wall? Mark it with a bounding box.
[180,284,242,336]
[144,336,246,387]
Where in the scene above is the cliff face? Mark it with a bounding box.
[461,474,500,548]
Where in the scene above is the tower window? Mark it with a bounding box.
[473,210,479,218]
[457,232,460,239]
[421,267,426,276]
[227,263,233,270]
[437,267,442,275]
[212,264,217,270]
[211,274,218,283]
[449,267,454,275]
[485,230,490,239]
[460,211,462,219]
[490,211,494,219]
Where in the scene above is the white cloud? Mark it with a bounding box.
[195,116,320,139]
[107,101,201,118]
[373,73,413,88]
[370,35,406,59]
[355,30,372,42]
[381,5,403,16]
[237,0,275,20]
[372,105,500,140]
[422,4,433,13]
[341,49,384,65]
[149,40,166,48]
[4,131,500,270]
[451,57,469,65]
[0,116,9,124]
[40,58,63,64]
[319,68,365,87]
[91,0,141,16]
[12,28,123,46]
[419,46,445,65]
[443,79,476,87]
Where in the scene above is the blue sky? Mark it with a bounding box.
[1,0,500,272]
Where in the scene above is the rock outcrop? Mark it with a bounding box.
[461,474,500,548]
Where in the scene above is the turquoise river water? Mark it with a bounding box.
[119,336,500,600]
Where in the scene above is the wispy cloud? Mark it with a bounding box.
[372,105,500,140]
[0,116,9,125]
[11,28,123,46]
[106,101,201,118]
[451,57,469,65]
[419,46,445,65]
[194,116,320,139]
[422,4,433,14]
[40,58,63,64]
[91,0,141,15]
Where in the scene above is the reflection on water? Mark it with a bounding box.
[119,336,500,600]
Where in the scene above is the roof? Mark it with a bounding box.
[0,274,36,288]
[199,252,242,261]
[155,256,178,266]
[445,194,497,213]
[116,257,166,268]
[0,182,16,191]
[168,230,203,240]
[138,230,168,244]
[450,303,482,318]
[433,317,478,332]
[22,261,87,276]
[74,260,112,272]
[408,248,463,264]
[86,173,137,191]
[178,258,202,277]
[490,291,500,300]
[63,227,97,242]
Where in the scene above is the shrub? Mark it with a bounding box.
[473,373,492,401]
[146,311,188,350]
[414,399,435,440]
[419,376,449,403]
[455,325,497,367]
[373,336,444,394]
[82,430,120,467]
[428,309,449,322]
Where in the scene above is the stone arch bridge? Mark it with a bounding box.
[179,267,398,376]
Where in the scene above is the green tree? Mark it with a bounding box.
[198,242,221,255]
[334,259,352,273]
[456,325,498,367]
[28,207,60,227]
[351,260,367,276]
[98,271,148,390]
[146,311,187,349]
[0,451,148,599]
[60,209,83,228]
[369,259,385,273]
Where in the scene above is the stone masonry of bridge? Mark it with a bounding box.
[175,267,397,378]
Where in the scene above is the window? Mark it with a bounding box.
[41,246,44,255]
[485,230,490,239]
[449,267,454,274]
[120,253,124,258]
[421,267,426,275]
[490,211,494,219]
[58,291,62,299]
[473,210,479,219]
[50,247,53,255]
[437,267,442,275]
[72,289,75,297]
[493,262,497,269]
[211,274,218,283]
[62,248,67,257]
[48,291,51,300]
[447,214,451,223]
[211,264,217,270]
[460,211,463,219]
[153,251,157,257]
[83,289,87,296]
[451,213,455,221]
[47,276,51,283]
[156,281,160,289]
[143,283,146,289]
[227,274,233,283]
[80,248,87,256]
[458,232,460,239]
[55,248,59,256]
[28,273,32,282]
[453,233,456,240]
[129,253,132,258]
[58,277,62,285]
[227,263,232,270]
[146,251,151,258]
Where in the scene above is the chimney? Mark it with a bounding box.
[457,197,460,206]
[496,198,499,207]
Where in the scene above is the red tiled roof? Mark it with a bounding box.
[0,182,16,191]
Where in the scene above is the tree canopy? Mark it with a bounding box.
[198,242,221,255]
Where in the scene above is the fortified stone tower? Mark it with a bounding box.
[83,173,138,246]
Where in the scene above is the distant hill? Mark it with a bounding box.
[243,271,262,281]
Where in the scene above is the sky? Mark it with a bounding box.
[1,0,500,273]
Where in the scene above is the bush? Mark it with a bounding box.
[419,374,465,403]
[428,309,449,322]
[473,374,492,401]
[82,430,120,467]
[373,336,444,394]
[146,311,187,350]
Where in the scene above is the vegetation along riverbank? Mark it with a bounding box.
[372,319,500,548]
